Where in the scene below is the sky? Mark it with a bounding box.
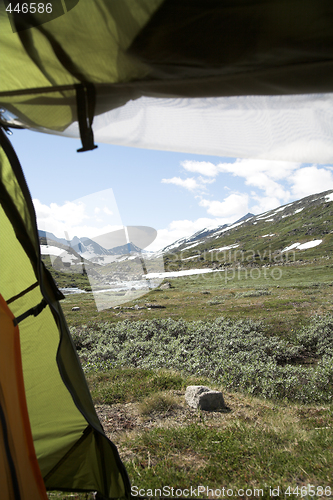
[9,128,333,252]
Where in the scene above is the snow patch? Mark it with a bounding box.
[297,240,322,250]
[40,245,80,264]
[262,234,275,238]
[182,241,201,251]
[218,221,246,233]
[40,245,65,256]
[281,243,300,252]
[282,240,322,252]
[146,268,222,279]
[256,204,293,221]
[255,214,274,221]
[273,204,292,214]
[208,244,240,252]
[325,192,333,202]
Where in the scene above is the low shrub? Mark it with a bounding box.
[296,314,333,357]
[70,314,333,404]
[235,290,271,298]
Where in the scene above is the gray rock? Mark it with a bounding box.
[185,385,226,411]
[160,282,172,290]
[145,303,166,309]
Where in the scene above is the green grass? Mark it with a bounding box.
[49,259,333,499]
[125,418,333,495]
[87,368,206,405]
[48,368,333,499]
[62,261,333,348]
[62,262,333,340]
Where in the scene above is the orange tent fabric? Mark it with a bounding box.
[0,293,48,500]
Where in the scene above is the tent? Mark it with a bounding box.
[0,127,131,498]
[0,1,332,498]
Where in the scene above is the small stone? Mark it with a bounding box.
[160,282,172,290]
[185,385,226,411]
[145,303,166,309]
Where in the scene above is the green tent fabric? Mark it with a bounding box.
[0,1,333,497]
[0,127,130,498]
[1,0,333,154]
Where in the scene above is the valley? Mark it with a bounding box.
[45,189,333,499]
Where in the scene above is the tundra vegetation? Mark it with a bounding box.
[47,193,333,498]
[48,259,333,499]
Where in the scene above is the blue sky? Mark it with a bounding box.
[10,128,333,251]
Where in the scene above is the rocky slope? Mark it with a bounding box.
[159,190,333,272]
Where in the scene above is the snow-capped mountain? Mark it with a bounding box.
[160,213,254,254]
[159,190,333,263]
[38,231,142,260]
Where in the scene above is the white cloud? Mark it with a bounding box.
[34,199,87,225]
[289,166,333,199]
[33,199,122,240]
[181,160,219,177]
[212,158,297,202]
[161,177,202,191]
[199,193,249,219]
[250,196,285,214]
[198,176,215,185]
[182,158,300,184]
[175,158,298,213]
[103,206,113,215]
[218,158,300,181]
[146,217,224,252]
[178,158,333,218]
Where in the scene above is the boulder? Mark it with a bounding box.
[160,282,172,290]
[185,386,226,411]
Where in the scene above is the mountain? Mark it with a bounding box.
[38,230,69,246]
[160,212,254,254]
[160,190,333,271]
[38,231,142,260]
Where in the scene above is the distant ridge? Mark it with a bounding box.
[160,213,254,254]
[158,190,333,266]
[38,230,142,258]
